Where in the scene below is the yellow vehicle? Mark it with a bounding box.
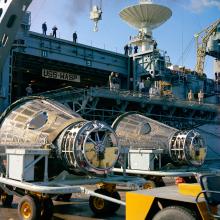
[159,81,173,97]
[126,174,220,220]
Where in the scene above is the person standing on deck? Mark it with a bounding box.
[52,26,58,38]
[115,73,120,91]
[188,90,194,102]
[198,90,204,103]
[134,45,138,53]
[73,31,77,43]
[109,72,115,91]
[42,22,47,35]
[138,80,145,93]
[26,84,33,96]
[124,44,129,55]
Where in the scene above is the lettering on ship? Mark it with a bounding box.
[42,69,80,82]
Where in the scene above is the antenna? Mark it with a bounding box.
[119,1,172,52]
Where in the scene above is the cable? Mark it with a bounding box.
[90,0,93,10]
[176,37,195,65]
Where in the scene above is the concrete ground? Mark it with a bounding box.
[0,189,126,220]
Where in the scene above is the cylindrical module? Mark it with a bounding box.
[0,97,119,176]
[112,112,206,166]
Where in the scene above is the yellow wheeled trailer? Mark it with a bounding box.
[126,174,220,220]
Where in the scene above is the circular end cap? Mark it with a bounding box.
[184,130,206,166]
[75,121,120,174]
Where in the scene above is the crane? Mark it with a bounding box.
[89,0,102,32]
[194,18,220,76]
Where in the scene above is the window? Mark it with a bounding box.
[27,112,48,130]
[0,8,3,18]
[42,50,47,57]
[1,34,8,47]
[139,123,151,135]
[7,14,17,28]
[86,60,92,66]
[14,39,25,44]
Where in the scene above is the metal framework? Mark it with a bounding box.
[195,18,220,75]
[39,87,219,130]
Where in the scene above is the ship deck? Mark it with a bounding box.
[40,86,219,129]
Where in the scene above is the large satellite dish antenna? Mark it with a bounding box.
[119,0,172,52]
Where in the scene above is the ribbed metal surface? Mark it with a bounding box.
[112,113,206,166]
[119,3,172,30]
[0,96,119,176]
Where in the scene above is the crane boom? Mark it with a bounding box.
[0,0,32,72]
[195,18,220,76]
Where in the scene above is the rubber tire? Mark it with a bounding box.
[18,195,40,220]
[54,193,72,202]
[110,191,121,213]
[89,189,114,216]
[41,198,54,219]
[1,193,13,207]
[153,206,196,220]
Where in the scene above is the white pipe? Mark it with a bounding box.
[113,168,196,177]
[0,176,83,194]
[82,188,126,206]
[0,176,125,206]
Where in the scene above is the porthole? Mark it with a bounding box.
[27,112,48,130]
[139,123,151,135]
[7,14,17,28]
[0,8,3,18]
[4,0,7,3]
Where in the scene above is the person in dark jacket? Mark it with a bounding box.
[42,22,47,35]
[124,44,129,55]
[73,32,77,43]
[134,45,138,53]
[52,26,58,38]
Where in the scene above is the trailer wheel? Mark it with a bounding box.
[18,195,40,220]
[153,206,196,220]
[89,188,120,216]
[54,193,72,201]
[143,180,156,189]
[1,193,13,207]
[41,198,54,219]
[109,191,121,213]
